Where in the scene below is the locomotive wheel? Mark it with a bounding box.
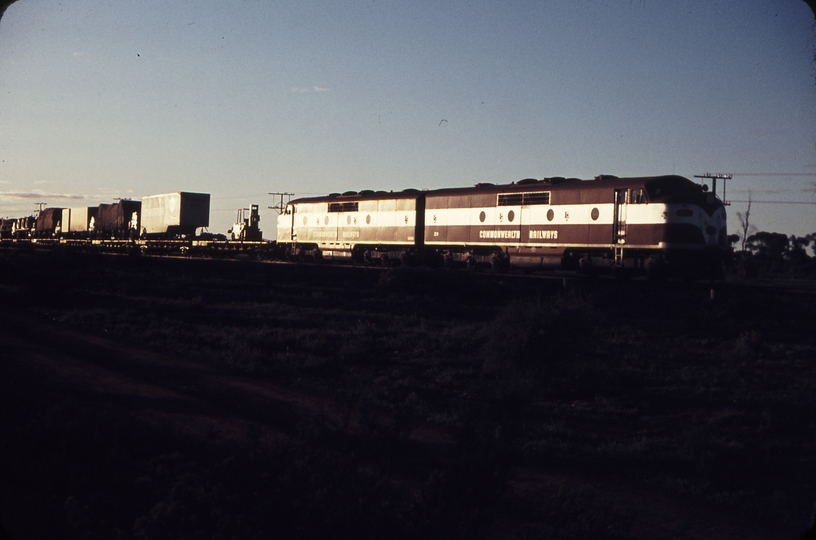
[578,256,596,278]
[489,252,506,271]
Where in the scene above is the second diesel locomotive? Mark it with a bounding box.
[276,175,728,278]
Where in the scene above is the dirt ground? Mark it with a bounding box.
[0,304,792,539]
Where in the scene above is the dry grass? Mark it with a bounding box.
[1,250,815,538]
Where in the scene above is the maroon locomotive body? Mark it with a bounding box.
[278,175,728,278]
[423,175,726,273]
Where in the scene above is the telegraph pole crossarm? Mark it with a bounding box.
[694,173,732,205]
[268,192,294,215]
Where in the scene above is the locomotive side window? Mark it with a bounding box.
[498,193,523,206]
[328,202,359,213]
[630,188,646,204]
[524,192,551,205]
[497,191,550,206]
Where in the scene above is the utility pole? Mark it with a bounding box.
[268,192,294,214]
[34,202,47,214]
[694,173,732,205]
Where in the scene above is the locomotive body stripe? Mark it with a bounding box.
[425,203,668,228]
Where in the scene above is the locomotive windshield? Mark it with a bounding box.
[644,175,723,217]
[644,176,711,203]
[645,177,688,200]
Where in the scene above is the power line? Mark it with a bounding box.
[730,173,816,177]
[728,200,816,205]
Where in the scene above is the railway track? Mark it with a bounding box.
[2,236,814,297]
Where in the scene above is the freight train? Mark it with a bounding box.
[1,192,211,241]
[1,175,728,279]
[276,175,728,279]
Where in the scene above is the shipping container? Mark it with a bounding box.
[64,206,98,235]
[141,192,210,237]
[96,200,141,238]
[35,208,64,236]
[0,218,15,239]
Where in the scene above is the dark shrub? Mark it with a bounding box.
[481,291,599,373]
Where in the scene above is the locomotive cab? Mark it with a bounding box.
[640,176,728,278]
[276,204,295,244]
[644,176,728,250]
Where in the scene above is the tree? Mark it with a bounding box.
[746,231,791,273]
[727,234,741,248]
[789,235,812,263]
[736,193,757,252]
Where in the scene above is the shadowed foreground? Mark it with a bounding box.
[0,251,814,538]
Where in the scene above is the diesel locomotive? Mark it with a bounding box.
[276,175,728,278]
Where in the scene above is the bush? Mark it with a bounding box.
[481,291,599,373]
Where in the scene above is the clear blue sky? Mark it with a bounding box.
[1,0,815,239]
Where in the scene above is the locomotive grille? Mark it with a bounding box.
[497,192,550,206]
[328,202,359,213]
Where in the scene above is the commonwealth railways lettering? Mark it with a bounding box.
[529,230,558,240]
[479,230,521,239]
